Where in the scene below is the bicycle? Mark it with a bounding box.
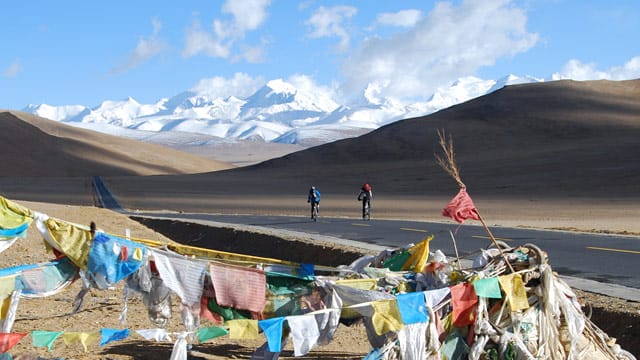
[363,200,370,221]
[311,202,319,222]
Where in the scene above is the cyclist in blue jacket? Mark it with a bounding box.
[307,186,321,218]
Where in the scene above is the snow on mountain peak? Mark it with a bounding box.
[22,74,540,146]
[23,103,87,121]
[265,79,297,95]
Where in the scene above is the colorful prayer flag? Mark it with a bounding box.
[371,300,404,335]
[227,319,259,339]
[197,327,228,343]
[0,332,26,353]
[473,277,502,299]
[259,317,286,352]
[450,282,478,327]
[396,292,429,324]
[100,328,130,346]
[32,330,63,351]
[498,274,529,311]
[62,331,100,352]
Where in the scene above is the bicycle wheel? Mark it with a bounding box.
[363,203,370,221]
[312,204,318,222]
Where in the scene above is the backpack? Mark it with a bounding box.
[314,189,321,203]
[362,183,372,192]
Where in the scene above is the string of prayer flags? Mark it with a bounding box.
[258,317,286,352]
[498,274,530,311]
[32,330,63,351]
[227,319,259,340]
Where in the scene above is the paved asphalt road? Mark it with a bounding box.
[132,212,640,290]
[92,177,640,292]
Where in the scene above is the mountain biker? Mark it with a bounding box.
[307,186,321,218]
[357,183,373,219]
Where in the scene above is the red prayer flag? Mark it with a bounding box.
[0,332,27,353]
[450,283,478,327]
[442,188,481,223]
[209,262,266,313]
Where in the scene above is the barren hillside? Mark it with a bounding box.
[0,110,233,177]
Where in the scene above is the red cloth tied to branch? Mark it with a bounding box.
[442,188,480,223]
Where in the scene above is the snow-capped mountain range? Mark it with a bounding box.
[23,75,541,148]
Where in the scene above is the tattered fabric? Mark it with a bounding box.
[209,262,266,313]
[35,214,92,269]
[442,188,481,223]
[287,314,320,356]
[88,232,146,289]
[151,249,206,307]
[450,282,478,327]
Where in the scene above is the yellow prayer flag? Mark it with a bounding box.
[0,196,33,229]
[498,273,529,311]
[62,331,100,352]
[44,218,92,269]
[335,278,378,290]
[227,319,259,339]
[0,276,16,298]
[0,296,11,320]
[402,235,433,272]
[371,300,404,335]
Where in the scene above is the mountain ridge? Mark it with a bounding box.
[22,75,542,146]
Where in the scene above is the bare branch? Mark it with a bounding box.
[434,129,465,188]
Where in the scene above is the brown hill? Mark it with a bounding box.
[99,79,640,199]
[240,78,640,197]
[0,110,233,177]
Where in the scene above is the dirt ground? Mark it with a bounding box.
[2,201,639,359]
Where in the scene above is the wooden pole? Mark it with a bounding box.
[476,213,515,273]
[448,230,462,270]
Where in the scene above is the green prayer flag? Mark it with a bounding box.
[32,330,63,351]
[473,277,502,299]
[197,326,229,343]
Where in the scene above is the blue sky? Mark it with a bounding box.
[1,0,639,109]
